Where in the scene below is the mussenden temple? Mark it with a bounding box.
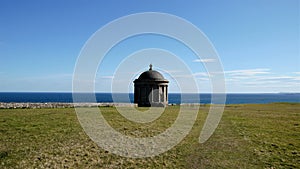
[133,64,169,107]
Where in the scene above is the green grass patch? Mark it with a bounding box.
[0,103,299,168]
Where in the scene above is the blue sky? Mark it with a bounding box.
[0,0,299,93]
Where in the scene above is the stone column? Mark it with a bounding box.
[151,85,154,102]
[158,85,161,103]
[163,85,166,102]
[166,86,168,102]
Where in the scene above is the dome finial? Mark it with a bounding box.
[149,64,153,70]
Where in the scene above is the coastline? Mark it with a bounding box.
[0,102,137,109]
[0,102,298,109]
[0,102,205,109]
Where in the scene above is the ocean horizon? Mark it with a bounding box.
[0,92,299,104]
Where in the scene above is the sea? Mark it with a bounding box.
[0,92,299,104]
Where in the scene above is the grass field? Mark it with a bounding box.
[0,103,299,168]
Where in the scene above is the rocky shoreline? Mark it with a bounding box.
[0,102,137,109]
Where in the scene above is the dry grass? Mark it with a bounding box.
[0,103,299,168]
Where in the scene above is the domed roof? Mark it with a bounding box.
[137,64,166,81]
[139,70,164,80]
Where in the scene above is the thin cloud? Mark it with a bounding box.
[196,77,209,81]
[193,71,227,78]
[100,76,114,79]
[193,59,216,63]
[225,68,271,76]
[195,69,277,80]
[193,72,209,77]
[255,75,300,82]
[225,70,300,91]
[172,74,194,78]
[193,72,212,79]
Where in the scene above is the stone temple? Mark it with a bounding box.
[134,64,169,107]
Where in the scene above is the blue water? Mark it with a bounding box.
[0,92,299,104]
